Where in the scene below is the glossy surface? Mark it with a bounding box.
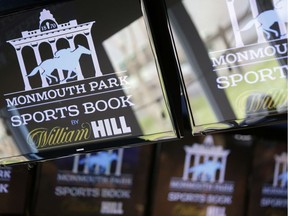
[164,0,287,134]
[0,0,177,164]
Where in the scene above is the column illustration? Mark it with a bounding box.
[226,0,244,47]
[273,153,288,187]
[72,154,80,173]
[182,136,230,183]
[49,39,65,82]
[249,0,266,43]
[115,148,124,176]
[7,9,103,90]
[182,146,192,180]
[85,31,103,77]
[32,44,48,87]
[15,48,32,90]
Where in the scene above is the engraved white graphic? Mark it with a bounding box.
[7,9,103,90]
[273,152,288,187]
[206,206,226,216]
[72,149,124,176]
[27,45,91,84]
[182,135,230,183]
[226,0,287,47]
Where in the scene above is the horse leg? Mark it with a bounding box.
[66,70,73,80]
[262,29,271,39]
[43,69,58,84]
[45,75,52,84]
[69,71,78,79]
[48,74,59,83]
[65,70,78,81]
[269,27,279,37]
[60,70,72,83]
[262,23,279,38]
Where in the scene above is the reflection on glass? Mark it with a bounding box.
[103,18,174,135]
[171,32,218,125]
[167,0,287,133]
[0,116,30,164]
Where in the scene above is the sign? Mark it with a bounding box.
[32,146,152,216]
[152,134,253,216]
[165,0,287,134]
[247,133,287,216]
[0,0,176,164]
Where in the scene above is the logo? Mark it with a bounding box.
[260,152,287,208]
[7,9,103,90]
[72,148,124,176]
[226,0,287,47]
[55,148,133,201]
[182,135,230,183]
[27,45,91,84]
[168,136,235,207]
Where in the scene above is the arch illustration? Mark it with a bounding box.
[7,9,103,90]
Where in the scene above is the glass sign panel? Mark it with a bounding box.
[0,0,176,164]
[32,146,152,216]
[164,0,287,134]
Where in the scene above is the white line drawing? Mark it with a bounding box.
[7,9,103,90]
[241,9,287,39]
[72,149,124,176]
[79,151,118,174]
[278,171,288,186]
[27,45,91,84]
[182,135,230,183]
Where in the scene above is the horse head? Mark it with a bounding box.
[77,45,91,55]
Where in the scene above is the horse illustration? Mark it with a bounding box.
[27,45,91,84]
[278,171,288,186]
[189,160,223,182]
[275,0,288,21]
[241,0,287,39]
[79,151,118,174]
